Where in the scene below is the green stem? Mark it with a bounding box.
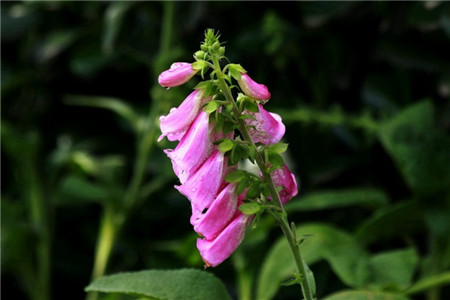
[27,144,51,300]
[86,2,175,300]
[212,55,315,300]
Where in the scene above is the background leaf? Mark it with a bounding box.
[85,269,231,300]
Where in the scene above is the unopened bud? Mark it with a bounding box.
[195,50,206,59]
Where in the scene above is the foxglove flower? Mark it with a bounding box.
[165,111,215,184]
[197,213,250,267]
[158,89,207,142]
[245,104,285,145]
[237,73,271,101]
[175,150,232,213]
[270,164,298,204]
[158,62,198,87]
[191,183,238,240]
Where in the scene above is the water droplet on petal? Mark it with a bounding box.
[166,87,170,90]
[191,188,197,192]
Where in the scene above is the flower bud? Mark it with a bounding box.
[194,50,206,60]
[158,62,198,88]
[237,73,271,101]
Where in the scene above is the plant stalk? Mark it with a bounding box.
[212,55,315,300]
[86,3,175,300]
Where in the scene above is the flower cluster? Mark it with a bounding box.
[158,31,298,267]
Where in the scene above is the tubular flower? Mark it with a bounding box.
[245,104,285,145]
[158,90,208,142]
[269,164,298,204]
[175,150,232,214]
[164,111,215,184]
[191,183,238,240]
[196,213,251,267]
[237,73,271,101]
[158,62,198,87]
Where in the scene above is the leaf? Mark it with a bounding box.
[58,176,111,204]
[369,248,418,290]
[239,202,261,215]
[204,101,220,114]
[217,139,234,153]
[268,143,289,154]
[355,201,423,245]
[323,290,410,300]
[243,99,259,113]
[228,63,246,80]
[379,100,450,195]
[102,1,133,54]
[404,271,450,295]
[267,151,284,170]
[257,223,371,300]
[225,170,245,183]
[85,269,231,300]
[285,188,389,213]
[64,95,141,133]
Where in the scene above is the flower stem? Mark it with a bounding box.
[212,55,315,300]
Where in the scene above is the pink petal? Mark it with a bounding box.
[175,150,228,212]
[270,164,298,204]
[158,90,207,142]
[165,111,214,184]
[245,104,285,145]
[197,213,250,267]
[191,183,238,240]
[158,62,197,87]
[237,73,271,101]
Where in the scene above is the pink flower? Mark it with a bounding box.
[158,90,207,142]
[165,111,215,184]
[237,73,271,101]
[158,62,197,87]
[245,104,285,145]
[175,150,233,213]
[270,164,298,204]
[191,183,238,240]
[197,213,250,267]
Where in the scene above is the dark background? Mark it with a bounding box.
[2,2,450,300]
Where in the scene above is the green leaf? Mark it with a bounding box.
[225,170,245,183]
[217,139,234,153]
[379,100,450,195]
[404,271,450,295]
[285,188,389,213]
[58,176,111,204]
[369,248,418,290]
[267,151,284,170]
[323,290,410,300]
[257,223,371,300]
[64,95,141,133]
[239,202,262,215]
[243,99,259,113]
[102,1,133,54]
[268,143,289,154]
[356,201,423,245]
[228,63,246,80]
[204,101,220,114]
[192,60,207,71]
[85,269,231,300]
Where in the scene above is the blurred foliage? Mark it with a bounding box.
[2,1,450,300]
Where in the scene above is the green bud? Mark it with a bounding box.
[194,50,206,59]
[213,42,221,51]
[200,44,208,51]
[219,46,225,55]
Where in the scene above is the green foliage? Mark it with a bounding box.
[323,291,410,300]
[86,269,231,300]
[379,101,450,195]
[285,188,389,212]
